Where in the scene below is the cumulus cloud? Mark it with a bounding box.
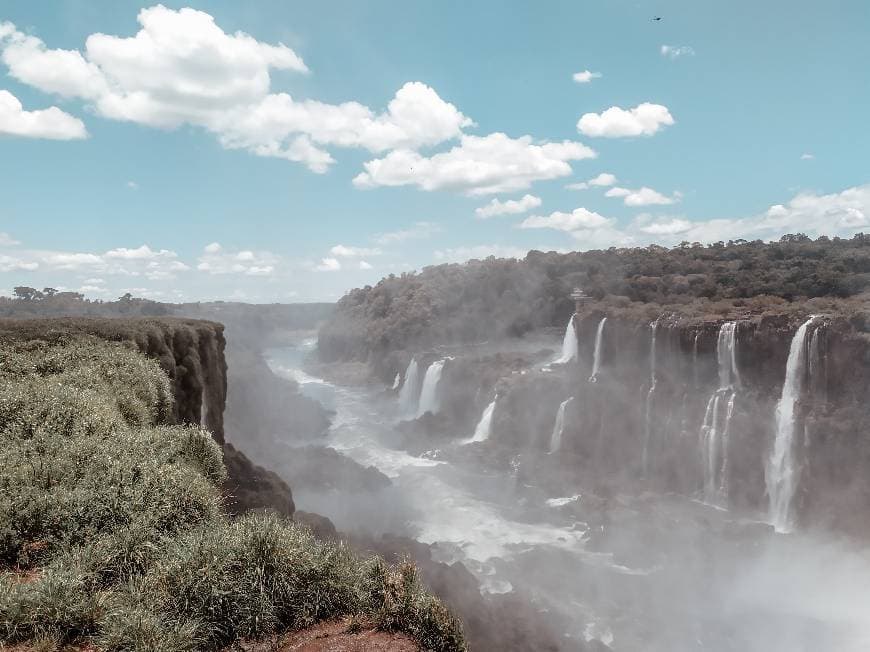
[358,260,373,270]
[475,194,542,219]
[513,184,870,251]
[315,257,341,271]
[605,186,680,206]
[329,244,382,257]
[801,153,815,160]
[566,172,617,190]
[0,232,20,246]
[572,70,602,84]
[520,207,611,232]
[354,133,596,195]
[373,221,441,245]
[433,244,530,263]
[196,243,278,276]
[577,102,674,138]
[660,45,695,59]
[0,9,469,172]
[0,254,38,272]
[0,89,87,139]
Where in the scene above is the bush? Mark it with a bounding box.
[0,331,466,651]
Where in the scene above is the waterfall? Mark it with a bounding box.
[200,389,208,427]
[549,397,574,453]
[766,316,816,533]
[588,317,607,382]
[554,315,578,364]
[699,322,741,503]
[417,359,446,417]
[391,372,401,390]
[398,358,420,417]
[468,397,498,443]
[641,321,659,474]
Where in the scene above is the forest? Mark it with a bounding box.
[318,234,870,361]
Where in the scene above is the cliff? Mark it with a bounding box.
[0,317,295,516]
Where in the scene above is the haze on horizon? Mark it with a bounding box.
[1,0,868,303]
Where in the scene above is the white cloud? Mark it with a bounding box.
[196,244,278,276]
[433,244,530,262]
[373,221,441,245]
[315,257,341,272]
[638,218,693,235]
[520,207,611,232]
[0,89,87,139]
[0,232,20,246]
[568,172,617,190]
[358,260,373,270]
[578,102,674,138]
[0,255,38,272]
[329,244,382,257]
[0,10,470,172]
[354,133,596,195]
[572,70,602,84]
[475,194,542,219]
[126,180,138,189]
[0,243,189,279]
[606,186,680,206]
[660,45,695,60]
[801,153,815,160]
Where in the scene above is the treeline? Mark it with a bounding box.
[318,233,870,361]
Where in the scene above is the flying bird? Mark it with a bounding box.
[652,16,663,21]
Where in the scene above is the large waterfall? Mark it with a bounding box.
[699,321,740,503]
[642,321,659,474]
[766,316,816,533]
[417,359,447,417]
[554,315,578,364]
[588,317,607,382]
[398,358,420,417]
[549,397,574,453]
[468,397,498,443]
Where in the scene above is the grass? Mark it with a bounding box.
[0,332,465,651]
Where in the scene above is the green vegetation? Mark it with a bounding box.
[318,234,870,360]
[0,334,465,651]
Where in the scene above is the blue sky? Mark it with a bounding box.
[1,0,868,302]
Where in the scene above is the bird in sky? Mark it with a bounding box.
[652,16,663,21]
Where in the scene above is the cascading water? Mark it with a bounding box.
[391,372,401,390]
[766,316,817,533]
[641,321,659,475]
[588,317,607,382]
[554,315,578,364]
[468,397,498,443]
[398,358,420,417]
[549,397,574,453]
[699,321,740,503]
[200,390,208,427]
[417,359,446,417]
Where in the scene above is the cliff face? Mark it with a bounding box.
[483,306,870,536]
[0,317,294,516]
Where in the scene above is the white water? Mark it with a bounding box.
[767,316,816,533]
[398,358,420,417]
[554,315,578,364]
[642,321,659,474]
[417,358,446,417]
[467,397,497,443]
[549,397,574,453]
[391,372,401,390]
[200,390,208,427]
[699,322,740,503]
[262,335,870,651]
[588,317,607,382]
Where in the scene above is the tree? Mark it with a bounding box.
[13,286,41,301]
[42,287,58,297]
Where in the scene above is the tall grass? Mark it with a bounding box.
[0,333,465,651]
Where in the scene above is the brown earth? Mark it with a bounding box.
[234,620,421,652]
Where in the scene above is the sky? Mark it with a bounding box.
[1,0,869,302]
